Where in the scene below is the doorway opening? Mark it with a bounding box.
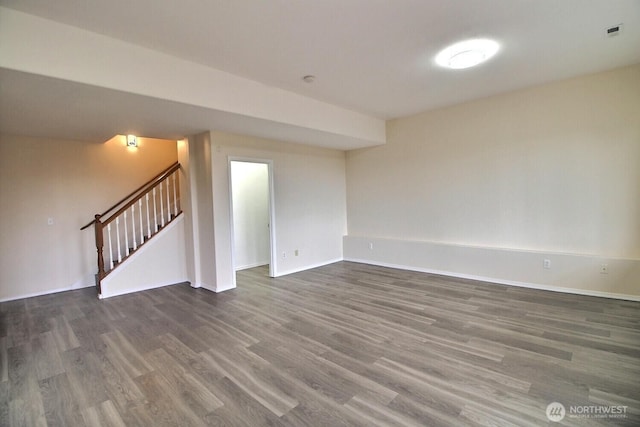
[229,159,275,282]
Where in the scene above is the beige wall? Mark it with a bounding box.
[0,134,178,301]
[345,64,640,298]
[211,131,347,285]
[3,63,638,300]
[178,130,346,293]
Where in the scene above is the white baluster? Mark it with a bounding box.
[166,177,171,222]
[116,217,122,263]
[131,204,137,250]
[138,199,144,246]
[145,193,151,239]
[173,172,178,216]
[124,211,130,256]
[159,182,165,227]
[152,187,158,232]
[107,223,114,270]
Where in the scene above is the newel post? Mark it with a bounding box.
[94,214,105,283]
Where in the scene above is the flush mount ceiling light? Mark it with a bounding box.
[435,39,500,69]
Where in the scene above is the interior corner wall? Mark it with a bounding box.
[210,130,347,281]
[180,132,219,292]
[0,134,178,301]
[345,64,640,299]
[177,138,198,287]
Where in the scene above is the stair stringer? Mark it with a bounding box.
[99,215,188,298]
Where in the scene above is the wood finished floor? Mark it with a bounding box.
[1,262,639,426]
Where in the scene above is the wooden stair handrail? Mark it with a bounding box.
[101,168,175,227]
[81,162,179,230]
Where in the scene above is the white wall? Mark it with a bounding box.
[100,216,188,298]
[211,131,347,284]
[178,132,219,292]
[231,162,270,270]
[345,64,640,299]
[0,134,178,301]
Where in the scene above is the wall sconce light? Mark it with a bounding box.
[127,134,138,147]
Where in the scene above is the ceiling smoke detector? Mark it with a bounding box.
[302,75,316,83]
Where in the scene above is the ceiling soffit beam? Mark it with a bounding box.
[0,7,385,147]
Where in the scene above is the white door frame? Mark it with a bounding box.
[228,157,276,279]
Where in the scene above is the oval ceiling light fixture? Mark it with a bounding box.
[435,38,500,69]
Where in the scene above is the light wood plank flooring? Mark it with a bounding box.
[1,261,639,426]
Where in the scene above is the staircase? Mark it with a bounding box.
[81,162,182,294]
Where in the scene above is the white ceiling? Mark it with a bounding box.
[0,68,376,149]
[1,1,639,146]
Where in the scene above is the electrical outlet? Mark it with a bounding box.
[282,252,286,259]
[543,259,551,269]
[47,217,54,226]
[294,249,299,256]
[368,242,374,250]
[600,264,608,274]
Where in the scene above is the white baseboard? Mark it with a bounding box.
[197,281,218,293]
[70,273,96,290]
[214,283,236,293]
[343,236,640,302]
[0,282,95,302]
[345,257,640,302]
[274,257,344,277]
[185,281,235,293]
[100,280,187,299]
[235,262,269,271]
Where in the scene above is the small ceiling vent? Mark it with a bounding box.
[606,24,623,37]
